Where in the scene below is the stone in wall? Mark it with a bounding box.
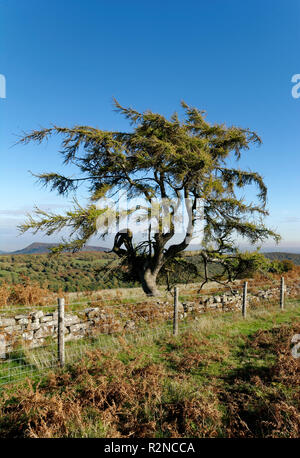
[0,317,16,327]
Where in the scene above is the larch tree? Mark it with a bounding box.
[18,101,280,296]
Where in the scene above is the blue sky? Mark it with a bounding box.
[0,0,300,251]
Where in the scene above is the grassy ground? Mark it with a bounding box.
[0,299,299,438]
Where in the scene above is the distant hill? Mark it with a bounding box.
[264,252,300,265]
[3,242,110,255]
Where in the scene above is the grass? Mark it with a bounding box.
[0,298,299,437]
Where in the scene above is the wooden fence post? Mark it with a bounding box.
[280,277,285,310]
[0,335,6,360]
[173,287,179,336]
[58,298,65,367]
[242,281,248,318]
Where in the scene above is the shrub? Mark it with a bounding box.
[0,276,55,306]
[268,259,295,274]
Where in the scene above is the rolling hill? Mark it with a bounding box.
[4,242,110,255]
[264,252,300,265]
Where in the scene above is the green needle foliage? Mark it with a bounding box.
[18,100,280,295]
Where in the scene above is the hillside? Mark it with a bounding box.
[0,250,223,293]
[0,251,134,292]
[6,242,110,255]
[0,250,297,294]
[264,252,300,265]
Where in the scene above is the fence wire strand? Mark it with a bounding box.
[0,279,299,388]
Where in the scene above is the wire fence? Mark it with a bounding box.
[0,276,299,388]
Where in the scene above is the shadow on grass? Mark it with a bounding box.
[219,324,300,438]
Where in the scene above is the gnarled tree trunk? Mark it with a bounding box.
[139,268,160,296]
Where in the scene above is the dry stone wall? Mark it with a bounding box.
[0,283,299,357]
[0,307,125,357]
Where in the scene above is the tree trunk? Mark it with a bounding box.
[140,268,161,296]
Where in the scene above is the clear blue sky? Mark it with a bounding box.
[0,0,300,251]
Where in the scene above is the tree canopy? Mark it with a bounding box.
[19,100,280,295]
